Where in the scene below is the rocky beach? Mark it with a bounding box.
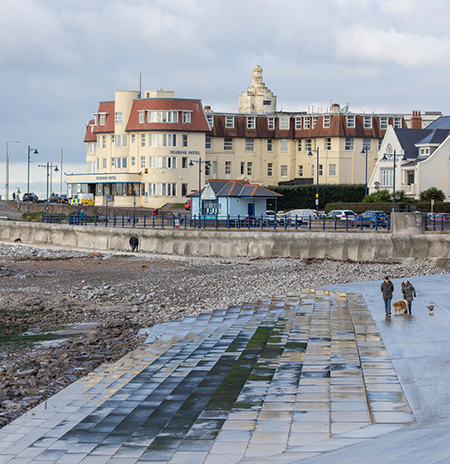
[0,242,446,428]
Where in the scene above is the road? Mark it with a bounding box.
[0,200,23,220]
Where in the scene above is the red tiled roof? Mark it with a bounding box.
[84,120,96,142]
[126,99,209,132]
[208,114,400,139]
[92,101,115,134]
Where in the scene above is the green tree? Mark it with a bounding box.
[363,189,392,203]
[419,187,445,202]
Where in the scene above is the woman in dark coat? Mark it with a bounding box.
[402,280,416,314]
[381,276,394,316]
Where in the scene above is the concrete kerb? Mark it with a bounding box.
[1,221,450,267]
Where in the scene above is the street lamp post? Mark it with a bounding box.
[38,162,59,214]
[27,146,39,213]
[133,190,136,227]
[307,147,320,215]
[5,140,19,201]
[189,158,211,221]
[381,150,407,212]
[361,146,369,197]
[60,147,69,195]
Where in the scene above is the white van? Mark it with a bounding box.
[284,209,316,226]
[69,193,94,206]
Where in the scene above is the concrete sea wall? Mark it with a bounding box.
[1,221,450,268]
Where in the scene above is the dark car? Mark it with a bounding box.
[22,192,38,203]
[352,211,389,229]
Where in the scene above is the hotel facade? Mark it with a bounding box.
[69,66,411,208]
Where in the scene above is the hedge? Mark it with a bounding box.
[324,202,448,214]
[267,184,366,211]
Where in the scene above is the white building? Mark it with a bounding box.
[368,116,450,200]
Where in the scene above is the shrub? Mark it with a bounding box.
[267,184,365,210]
[419,187,446,202]
[363,189,392,203]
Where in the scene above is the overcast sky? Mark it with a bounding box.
[2,0,450,196]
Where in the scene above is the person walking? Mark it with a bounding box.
[129,235,139,252]
[381,276,394,316]
[401,280,416,314]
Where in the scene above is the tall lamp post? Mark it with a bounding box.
[38,162,59,214]
[381,150,407,212]
[27,146,39,213]
[189,158,211,219]
[361,145,369,197]
[5,140,19,201]
[307,147,320,215]
[60,147,69,195]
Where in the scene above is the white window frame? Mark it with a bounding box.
[131,157,136,167]
[205,136,212,150]
[380,117,388,130]
[279,116,290,130]
[363,138,371,151]
[305,139,312,152]
[364,116,372,129]
[329,164,336,176]
[295,117,302,129]
[380,168,393,187]
[114,134,128,148]
[312,116,318,129]
[247,117,256,129]
[182,111,191,124]
[140,156,146,169]
[245,138,254,151]
[298,165,303,176]
[345,137,354,150]
[297,139,302,152]
[115,112,123,125]
[280,165,288,177]
[165,157,177,169]
[281,139,288,152]
[148,111,178,123]
[225,161,231,175]
[303,117,310,130]
[325,138,331,150]
[141,134,146,147]
[224,137,233,150]
[225,115,235,128]
[206,114,214,128]
[267,139,273,152]
[102,135,106,149]
[347,115,355,128]
[247,162,253,176]
[268,117,275,130]
[100,114,106,126]
[323,115,330,128]
[139,112,145,124]
[182,134,188,148]
[102,158,107,169]
[131,134,136,143]
[394,117,402,128]
[267,162,273,177]
[319,164,323,176]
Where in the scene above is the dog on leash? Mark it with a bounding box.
[9,237,21,243]
[392,300,408,315]
[427,305,434,315]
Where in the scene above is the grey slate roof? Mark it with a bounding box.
[426,115,450,130]
[394,128,431,159]
[415,129,450,145]
[187,180,282,198]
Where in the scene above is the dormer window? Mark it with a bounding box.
[139,111,145,124]
[380,117,388,129]
[279,116,290,130]
[100,114,106,126]
[303,117,310,129]
[323,115,330,128]
[182,111,191,123]
[347,115,355,128]
[268,117,275,130]
[247,116,256,129]
[226,115,234,128]
[394,117,402,128]
[295,117,302,129]
[207,114,214,128]
[364,116,372,129]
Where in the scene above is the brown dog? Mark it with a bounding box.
[427,305,434,315]
[392,300,408,315]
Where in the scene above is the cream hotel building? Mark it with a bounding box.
[68,66,409,208]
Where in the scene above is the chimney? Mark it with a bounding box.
[331,103,340,114]
[411,110,422,129]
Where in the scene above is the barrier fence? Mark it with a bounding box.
[41,212,391,232]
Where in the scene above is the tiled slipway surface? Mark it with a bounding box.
[0,290,414,464]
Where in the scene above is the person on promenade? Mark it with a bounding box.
[381,276,394,316]
[129,235,139,252]
[401,280,416,314]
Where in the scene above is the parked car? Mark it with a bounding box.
[264,210,276,225]
[352,211,389,228]
[285,208,316,226]
[59,194,68,204]
[184,198,191,210]
[426,213,450,221]
[22,193,38,203]
[49,193,60,203]
[327,209,357,221]
[69,193,94,206]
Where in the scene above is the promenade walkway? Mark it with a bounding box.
[0,286,416,463]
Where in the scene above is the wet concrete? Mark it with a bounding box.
[306,274,450,464]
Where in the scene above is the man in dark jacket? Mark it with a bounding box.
[129,235,139,252]
[381,276,394,316]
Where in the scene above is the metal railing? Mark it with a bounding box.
[424,215,450,232]
[41,213,391,232]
